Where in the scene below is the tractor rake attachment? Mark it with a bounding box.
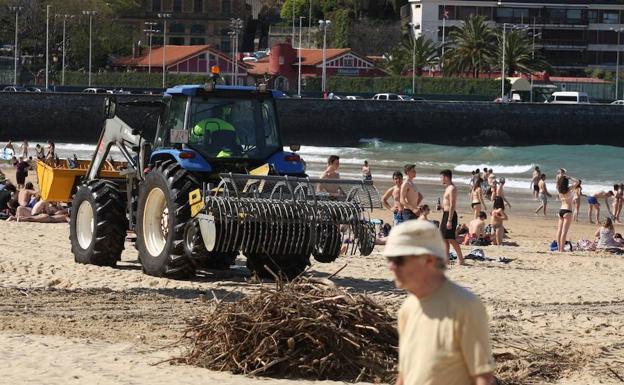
[193,174,381,264]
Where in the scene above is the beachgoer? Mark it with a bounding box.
[400,164,423,221]
[382,171,404,226]
[496,177,511,209]
[572,180,585,222]
[471,168,481,190]
[487,171,498,201]
[613,184,623,223]
[464,211,489,246]
[14,157,29,189]
[555,168,567,185]
[384,221,495,385]
[555,176,576,252]
[470,176,487,219]
[417,204,431,222]
[362,160,372,181]
[0,183,17,211]
[594,218,624,249]
[588,190,614,224]
[534,174,552,216]
[18,140,28,159]
[3,140,14,153]
[440,169,463,264]
[531,166,541,199]
[46,140,55,160]
[35,144,45,160]
[491,196,508,246]
[18,182,38,208]
[317,155,341,194]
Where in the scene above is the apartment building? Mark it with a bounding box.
[409,0,624,73]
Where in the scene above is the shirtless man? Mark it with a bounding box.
[487,172,498,201]
[317,155,341,194]
[399,164,423,221]
[496,178,511,208]
[467,211,487,241]
[18,182,38,208]
[381,171,404,226]
[440,169,464,264]
[588,190,615,224]
[534,173,552,216]
[530,166,541,199]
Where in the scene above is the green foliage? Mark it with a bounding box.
[279,0,312,20]
[62,71,218,88]
[494,29,550,76]
[587,68,615,81]
[306,76,502,98]
[444,15,497,78]
[327,9,352,48]
[382,35,439,77]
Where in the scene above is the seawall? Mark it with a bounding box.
[0,93,623,147]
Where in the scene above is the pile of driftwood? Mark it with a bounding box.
[176,277,398,383]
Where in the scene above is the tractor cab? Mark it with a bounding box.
[152,84,305,176]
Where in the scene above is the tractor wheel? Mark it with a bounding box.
[245,253,310,280]
[183,220,238,270]
[136,160,197,279]
[70,180,127,267]
[312,224,342,263]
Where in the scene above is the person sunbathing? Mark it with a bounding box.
[594,218,624,250]
[463,211,491,246]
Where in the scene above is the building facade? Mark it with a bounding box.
[409,0,624,73]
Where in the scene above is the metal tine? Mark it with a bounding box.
[273,201,285,256]
[221,198,233,253]
[228,198,240,254]
[251,198,265,254]
[241,199,254,253]
[266,200,278,256]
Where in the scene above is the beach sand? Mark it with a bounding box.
[1,165,624,384]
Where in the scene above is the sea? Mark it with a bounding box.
[49,141,624,194]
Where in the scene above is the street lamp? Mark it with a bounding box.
[8,6,22,86]
[529,17,541,103]
[45,5,51,90]
[408,23,417,95]
[298,16,305,96]
[158,13,172,88]
[82,10,97,87]
[144,22,158,74]
[230,18,243,86]
[611,27,624,101]
[56,14,74,86]
[319,19,331,93]
[307,0,312,47]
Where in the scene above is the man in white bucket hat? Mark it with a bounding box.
[385,221,495,385]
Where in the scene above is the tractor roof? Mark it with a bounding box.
[165,84,285,98]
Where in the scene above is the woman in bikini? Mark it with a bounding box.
[470,177,487,219]
[572,180,585,222]
[613,183,623,224]
[491,196,508,246]
[556,176,576,252]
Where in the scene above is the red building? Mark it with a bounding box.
[113,45,251,85]
[246,42,386,91]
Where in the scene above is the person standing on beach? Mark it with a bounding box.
[491,197,508,246]
[534,174,552,216]
[440,169,464,264]
[470,177,487,219]
[18,140,28,159]
[362,160,372,181]
[45,140,55,161]
[487,171,498,201]
[35,144,45,160]
[400,164,423,221]
[555,176,576,252]
[496,178,511,209]
[317,155,341,194]
[613,184,623,223]
[587,190,614,224]
[382,171,404,226]
[531,166,541,199]
[572,180,585,222]
[384,221,495,385]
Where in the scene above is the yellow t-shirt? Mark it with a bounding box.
[397,280,495,385]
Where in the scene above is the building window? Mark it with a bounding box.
[190,37,206,45]
[566,9,583,24]
[221,40,231,52]
[153,37,164,46]
[152,0,161,11]
[191,24,205,34]
[221,0,231,14]
[173,0,182,12]
[603,12,619,24]
[279,56,284,65]
[170,23,186,34]
[194,0,203,13]
[439,5,456,20]
[170,37,185,45]
[343,56,354,67]
[457,6,477,20]
[588,10,600,24]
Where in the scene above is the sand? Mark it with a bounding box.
[1,165,624,384]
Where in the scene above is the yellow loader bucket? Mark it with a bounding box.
[36,159,124,202]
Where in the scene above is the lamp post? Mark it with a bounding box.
[158,13,172,88]
[307,0,312,47]
[408,23,417,95]
[228,31,235,84]
[57,14,73,86]
[611,27,624,101]
[298,16,305,96]
[8,6,22,86]
[501,23,508,100]
[230,18,243,86]
[45,5,51,90]
[319,19,331,93]
[144,21,158,74]
[82,10,97,87]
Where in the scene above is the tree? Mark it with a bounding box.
[495,29,550,77]
[444,15,497,78]
[402,35,439,76]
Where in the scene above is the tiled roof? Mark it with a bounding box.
[296,48,351,66]
[550,76,611,84]
[114,45,221,67]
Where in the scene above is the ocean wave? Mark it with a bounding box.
[454,164,534,174]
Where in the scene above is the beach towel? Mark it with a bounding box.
[576,239,596,252]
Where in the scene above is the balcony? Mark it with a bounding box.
[541,39,588,49]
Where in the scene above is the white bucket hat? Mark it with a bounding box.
[383,221,446,260]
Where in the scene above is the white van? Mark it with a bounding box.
[545,91,590,104]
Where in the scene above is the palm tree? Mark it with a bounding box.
[401,35,440,77]
[444,15,497,78]
[495,29,551,77]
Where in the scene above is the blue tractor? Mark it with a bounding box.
[69,82,378,279]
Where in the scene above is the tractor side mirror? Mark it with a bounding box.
[104,96,117,119]
[289,144,301,152]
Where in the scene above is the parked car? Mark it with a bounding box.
[372,93,400,101]
[545,91,590,104]
[2,86,28,92]
[345,95,363,100]
[611,100,624,105]
[82,87,112,94]
[398,95,414,101]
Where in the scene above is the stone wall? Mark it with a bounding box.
[1,93,623,147]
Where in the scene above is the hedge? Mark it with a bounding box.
[63,71,217,88]
[306,76,504,98]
